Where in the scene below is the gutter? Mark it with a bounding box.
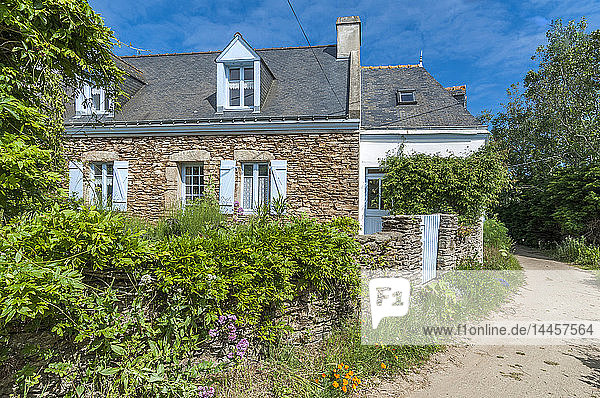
[65,117,360,137]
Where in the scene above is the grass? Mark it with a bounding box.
[554,236,600,270]
[216,321,439,397]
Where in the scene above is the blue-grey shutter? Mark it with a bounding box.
[68,161,84,200]
[219,160,236,214]
[112,160,129,211]
[270,160,287,203]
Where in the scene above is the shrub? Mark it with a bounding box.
[555,236,600,269]
[381,144,509,224]
[483,218,513,251]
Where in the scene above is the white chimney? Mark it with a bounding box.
[336,16,361,59]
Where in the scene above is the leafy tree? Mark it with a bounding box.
[0,0,123,220]
[492,18,600,181]
[491,18,600,243]
[380,145,509,224]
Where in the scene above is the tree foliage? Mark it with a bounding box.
[380,145,509,224]
[491,18,600,244]
[491,18,600,181]
[0,0,123,220]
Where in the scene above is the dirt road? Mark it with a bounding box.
[362,247,600,397]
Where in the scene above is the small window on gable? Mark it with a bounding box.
[396,90,416,105]
[76,85,112,116]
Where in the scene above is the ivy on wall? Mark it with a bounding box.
[380,145,509,224]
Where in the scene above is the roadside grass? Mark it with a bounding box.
[216,321,439,397]
[554,236,600,270]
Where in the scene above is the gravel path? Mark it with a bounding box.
[361,247,600,397]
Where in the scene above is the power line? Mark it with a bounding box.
[285,0,345,113]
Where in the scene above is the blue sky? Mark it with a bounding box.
[89,0,600,117]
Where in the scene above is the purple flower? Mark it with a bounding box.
[218,315,227,324]
[228,314,237,322]
[228,323,237,332]
[227,352,234,359]
[236,338,249,357]
[228,332,237,341]
[208,329,218,338]
[197,385,215,398]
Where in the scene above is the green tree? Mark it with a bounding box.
[492,18,600,181]
[491,18,600,244]
[0,0,123,220]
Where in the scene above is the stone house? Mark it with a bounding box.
[64,16,486,233]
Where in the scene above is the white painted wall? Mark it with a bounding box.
[358,128,489,233]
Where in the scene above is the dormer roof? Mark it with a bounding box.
[215,33,260,63]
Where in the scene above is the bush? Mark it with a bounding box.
[0,204,361,396]
[458,247,521,270]
[381,144,509,224]
[555,236,600,269]
[483,218,513,251]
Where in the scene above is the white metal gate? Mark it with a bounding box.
[421,214,440,283]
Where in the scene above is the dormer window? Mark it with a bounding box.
[396,90,416,105]
[216,33,263,113]
[75,85,112,116]
[228,66,254,108]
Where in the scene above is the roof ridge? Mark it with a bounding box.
[120,44,336,58]
[362,64,422,69]
[445,85,466,91]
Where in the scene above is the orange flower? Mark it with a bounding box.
[342,385,347,392]
[348,370,354,376]
[322,373,326,378]
[344,364,349,370]
[332,381,339,388]
[315,378,319,383]
[352,384,357,390]
[338,363,343,369]
[381,362,386,369]
[357,378,362,384]
[343,379,349,386]
[334,373,340,379]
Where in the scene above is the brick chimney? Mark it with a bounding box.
[336,16,361,59]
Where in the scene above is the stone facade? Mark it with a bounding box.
[64,131,359,221]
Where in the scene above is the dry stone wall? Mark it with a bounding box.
[64,131,359,222]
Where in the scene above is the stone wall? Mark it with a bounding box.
[356,214,484,284]
[64,131,359,221]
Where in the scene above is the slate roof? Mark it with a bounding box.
[361,66,481,129]
[65,45,349,124]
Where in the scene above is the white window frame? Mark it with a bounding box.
[241,162,270,213]
[396,89,416,105]
[90,162,114,208]
[181,163,205,206]
[225,64,254,110]
[75,85,112,116]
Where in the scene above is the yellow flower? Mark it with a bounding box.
[342,385,347,393]
[348,370,354,376]
[395,355,398,360]
[357,378,362,384]
[352,384,357,390]
[332,381,339,388]
[338,363,343,369]
[343,379,349,386]
[334,373,340,379]
[344,364,349,370]
[381,362,386,369]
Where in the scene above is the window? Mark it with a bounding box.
[91,162,113,208]
[227,66,254,108]
[396,90,416,105]
[76,85,111,115]
[181,164,205,205]
[366,168,385,210]
[242,163,269,211]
